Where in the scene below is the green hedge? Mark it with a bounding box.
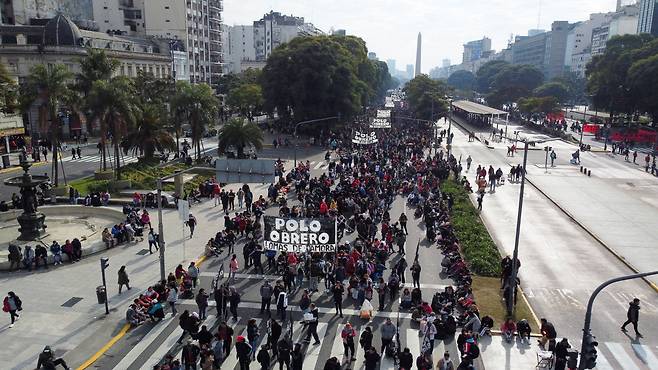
[441,179,501,277]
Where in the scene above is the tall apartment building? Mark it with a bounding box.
[253,11,321,61]
[142,0,223,84]
[386,59,396,74]
[592,4,639,56]
[462,37,491,63]
[1,0,224,85]
[638,0,658,35]
[511,21,575,79]
[564,14,607,77]
[224,11,322,74]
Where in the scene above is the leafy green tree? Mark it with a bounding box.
[86,77,138,179]
[171,82,218,161]
[122,103,175,159]
[217,118,264,158]
[19,64,73,186]
[447,70,476,91]
[404,75,449,121]
[586,34,654,121]
[226,83,263,121]
[261,35,389,123]
[475,60,510,93]
[487,64,543,108]
[627,53,658,121]
[517,96,559,120]
[533,81,569,104]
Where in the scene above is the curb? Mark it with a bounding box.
[74,252,210,369]
[0,161,48,174]
[525,177,658,294]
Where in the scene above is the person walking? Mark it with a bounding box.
[398,213,408,235]
[364,347,381,370]
[550,150,557,167]
[276,337,291,370]
[247,318,260,360]
[380,318,396,354]
[237,188,245,209]
[260,281,273,314]
[118,266,130,294]
[291,343,304,370]
[195,288,209,320]
[304,303,320,345]
[188,262,199,288]
[228,190,236,211]
[332,282,344,318]
[621,298,643,337]
[268,318,282,350]
[410,260,421,289]
[359,326,373,351]
[477,192,484,211]
[466,155,472,171]
[276,290,288,321]
[167,284,178,316]
[148,229,159,254]
[229,288,240,321]
[235,335,252,370]
[182,339,200,370]
[341,323,357,362]
[187,213,197,238]
[437,351,455,370]
[229,254,239,282]
[257,344,271,370]
[3,291,22,328]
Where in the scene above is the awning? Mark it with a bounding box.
[452,100,507,116]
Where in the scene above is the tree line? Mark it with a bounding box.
[219,35,396,124]
[0,49,219,185]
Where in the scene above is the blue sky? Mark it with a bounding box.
[224,0,621,73]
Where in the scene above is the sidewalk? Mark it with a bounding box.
[480,335,542,369]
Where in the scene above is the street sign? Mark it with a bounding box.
[263,216,337,253]
[216,159,276,184]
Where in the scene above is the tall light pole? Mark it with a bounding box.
[507,137,560,316]
[293,116,339,168]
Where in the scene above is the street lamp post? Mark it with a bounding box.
[578,270,658,369]
[293,116,339,168]
[157,178,166,281]
[507,137,560,316]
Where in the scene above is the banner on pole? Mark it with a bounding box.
[263,216,337,253]
[370,118,391,129]
[352,131,378,145]
[376,109,391,118]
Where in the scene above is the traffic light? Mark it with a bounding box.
[581,332,598,369]
[100,257,110,270]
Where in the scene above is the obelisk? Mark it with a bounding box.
[415,32,422,76]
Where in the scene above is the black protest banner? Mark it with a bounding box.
[263,215,337,253]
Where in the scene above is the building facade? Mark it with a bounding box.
[462,37,491,63]
[1,0,225,86]
[0,15,176,139]
[592,4,639,56]
[223,11,322,74]
[638,0,658,35]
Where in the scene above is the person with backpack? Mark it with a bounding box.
[3,291,22,328]
[458,337,479,369]
[235,335,252,370]
[276,290,288,321]
[437,351,455,370]
[360,326,373,351]
[257,344,271,370]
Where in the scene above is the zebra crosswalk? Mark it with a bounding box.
[105,304,658,370]
[62,153,140,165]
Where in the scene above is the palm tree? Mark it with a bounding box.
[122,103,175,160]
[217,118,264,158]
[19,64,73,186]
[171,82,218,161]
[86,77,137,179]
[78,49,120,170]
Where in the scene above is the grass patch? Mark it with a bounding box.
[441,178,501,277]
[472,276,539,333]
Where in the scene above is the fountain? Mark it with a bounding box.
[3,157,49,240]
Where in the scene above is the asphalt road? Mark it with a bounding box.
[448,116,658,369]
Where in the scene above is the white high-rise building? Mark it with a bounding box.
[224,25,256,74]
[142,0,224,85]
